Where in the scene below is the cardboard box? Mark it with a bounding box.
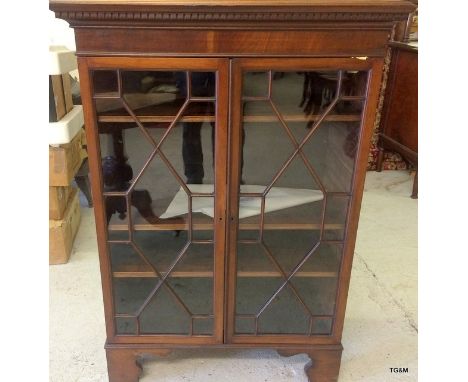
[49,188,81,265]
[62,74,74,114]
[49,186,74,220]
[49,74,74,122]
[49,128,87,186]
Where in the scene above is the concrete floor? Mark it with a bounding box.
[49,170,417,382]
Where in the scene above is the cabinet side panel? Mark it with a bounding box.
[380,49,418,152]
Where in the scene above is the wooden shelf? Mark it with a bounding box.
[112,260,338,279]
[113,264,214,278]
[244,114,360,123]
[111,228,340,279]
[96,100,361,124]
[98,114,360,124]
[98,101,215,123]
[113,265,338,278]
[108,214,344,231]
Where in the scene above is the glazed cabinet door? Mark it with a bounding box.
[78,57,229,344]
[226,58,383,344]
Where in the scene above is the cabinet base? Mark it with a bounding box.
[105,343,343,382]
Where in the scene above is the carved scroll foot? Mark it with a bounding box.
[304,348,342,382]
[278,346,343,382]
[106,347,171,382]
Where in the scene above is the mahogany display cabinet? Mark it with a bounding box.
[50,1,415,381]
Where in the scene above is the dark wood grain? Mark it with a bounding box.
[379,46,418,152]
[106,348,143,382]
[106,346,171,382]
[74,28,392,58]
[50,0,415,28]
[52,1,415,380]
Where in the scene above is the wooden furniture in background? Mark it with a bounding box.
[50,1,415,380]
[377,42,418,198]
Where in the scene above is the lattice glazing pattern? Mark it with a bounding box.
[234,70,368,336]
[93,69,217,335]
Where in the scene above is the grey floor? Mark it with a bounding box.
[50,170,417,382]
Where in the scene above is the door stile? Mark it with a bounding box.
[212,59,230,343]
[225,60,245,343]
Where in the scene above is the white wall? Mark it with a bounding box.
[49,11,79,78]
[49,10,76,50]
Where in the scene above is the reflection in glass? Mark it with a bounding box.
[93,70,118,95]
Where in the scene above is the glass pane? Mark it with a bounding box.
[93,69,218,336]
[262,230,320,275]
[241,102,293,190]
[109,242,152,276]
[93,70,118,95]
[243,72,269,98]
[139,287,191,334]
[115,317,137,335]
[301,118,363,192]
[237,243,278,277]
[311,317,333,335]
[190,72,216,98]
[234,69,367,336]
[193,317,213,335]
[324,196,350,241]
[167,243,214,315]
[290,277,338,316]
[235,316,256,334]
[132,230,188,276]
[113,278,156,315]
[236,277,283,316]
[258,288,310,334]
[237,217,261,242]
